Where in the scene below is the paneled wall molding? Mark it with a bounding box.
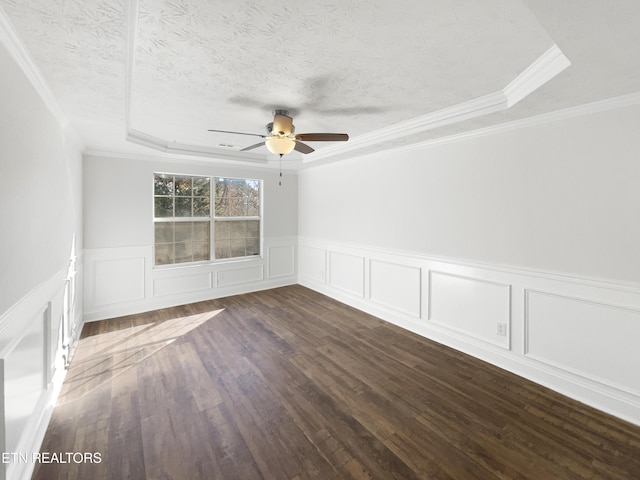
[83,236,297,322]
[524,289,640,397]
[298,244,327,285]
[0,263,83,480]
[328,251,365,298]
[428,270,511,350]
[0,269,65,357]
[267,243,296,279]
[297,237,640,295]
[297,237,640,426]
[369,259,421,318]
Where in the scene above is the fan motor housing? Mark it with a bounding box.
[267,122,295,136]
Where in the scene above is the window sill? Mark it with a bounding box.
[152,255,263,271]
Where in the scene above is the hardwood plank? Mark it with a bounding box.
[31,285,640,479]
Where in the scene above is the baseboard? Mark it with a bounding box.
[84,276,297,322]
[298,238,640,427]
[83,238,297,322]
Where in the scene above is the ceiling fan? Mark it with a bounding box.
[208,110,348,156]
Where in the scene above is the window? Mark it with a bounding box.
[214,177,261,260]
[154,174,211,265]
[153,174,261,266]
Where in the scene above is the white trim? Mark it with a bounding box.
[304,44,570,164]
[83,236,298,322]
[0,270,66,358]
[120,33,570,166]
[301,90,640,170]
[0,266,82,480]
[298,237,640,426]
[298,237,640,294]
[504,44,571,107]
[0,4,67,128]
[126,129,269,165]
[123,0,270,166]
[523,288,640,397]
[95,87,640,173]
[427,270,512,351]
[4,365,64,480]
[304,91,507,163]
[368,259,421,318]
[420,90,640,152]
[83,148,300,171]
[266,244,296,279]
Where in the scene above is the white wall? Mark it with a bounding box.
[0,47,82,314]
[83,154,298,320]
[0,41,83,480]
[298,102,640,426]
[299,104,640,284]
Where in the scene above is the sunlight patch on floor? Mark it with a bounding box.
[57,309,224,402]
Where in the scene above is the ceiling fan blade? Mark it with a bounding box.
[272,112,294,135]
[294,141,315,154]
[240,141,266,151]
[208,129,265,138]
[295,133,349,142]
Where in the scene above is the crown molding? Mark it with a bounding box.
[409,90,640,152]
[122,3,569,168]
[122,2,569,169]
[126,129,271,165]
[304,44,570,164]
[301,90,640,169]
[122,0,276,166]
[84,147,302,172]
[504,44,571,107]
[304,91,508,163]
[0,4,68,127]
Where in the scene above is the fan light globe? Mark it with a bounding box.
[265,137,295,155]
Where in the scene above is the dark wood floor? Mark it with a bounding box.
[33,285,640,479]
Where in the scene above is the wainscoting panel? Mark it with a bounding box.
[298,245,326,284]
[216,265,264,288]
[268,244,295,279]
[369,259,421,318]
[329,252,365,298]
[46,288,65,384]
[0,257,82,480]
[429,271,511,349]
[84,237,297,321]
[3,307,46,455]
[93,256,146,306]
[525,290,640,395]
[297,237,640,426]
[154,272,212,297]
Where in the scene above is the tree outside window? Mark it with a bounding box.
[153,174,261,266]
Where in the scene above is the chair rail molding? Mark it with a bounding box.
[297,236,640,427]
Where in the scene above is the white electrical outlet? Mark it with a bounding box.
[497,323,507,336]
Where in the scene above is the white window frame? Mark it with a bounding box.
[153,173,263,267]
[212,177,263,262]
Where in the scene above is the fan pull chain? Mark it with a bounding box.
[279,154,283,186]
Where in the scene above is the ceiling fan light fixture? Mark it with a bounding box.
[265,137,295,155]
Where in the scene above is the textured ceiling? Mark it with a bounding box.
[2,0,639,166]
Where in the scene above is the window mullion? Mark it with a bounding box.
[155,174,261,265]
[155,216,210,222]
